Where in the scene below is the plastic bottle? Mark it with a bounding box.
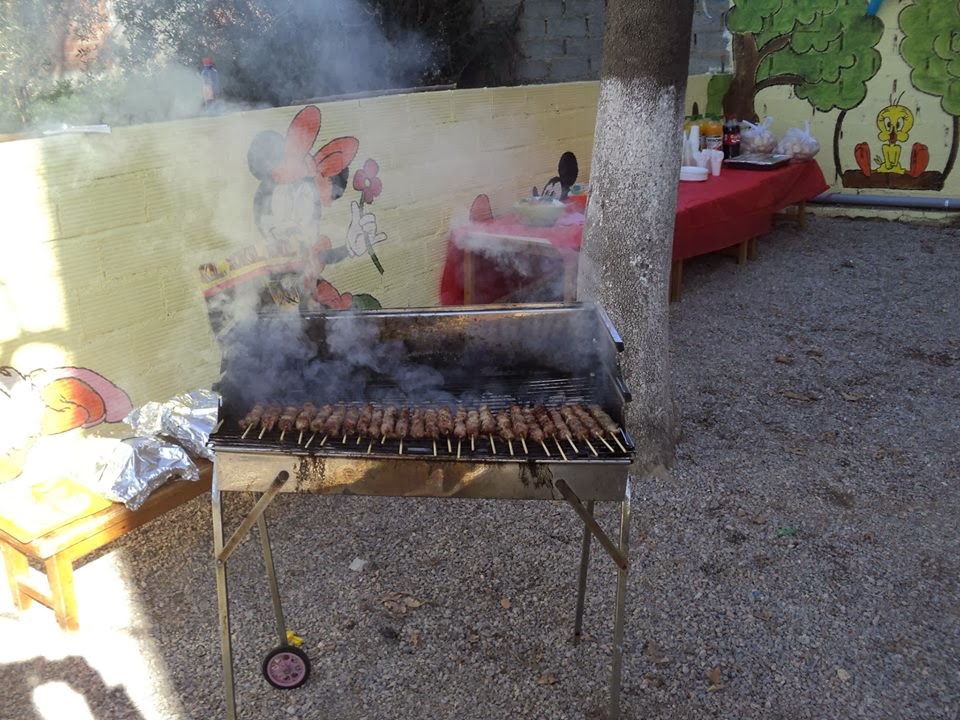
[724,117,741,158]
[701,115,723,152]
[200,57,222,113]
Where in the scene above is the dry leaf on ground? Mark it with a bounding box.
[644,640,670,665]
[837,668,852,682]
[382,591,423,615]
[840,392,865,402]
[706,666,726,691]
[782,390,818,401]
[775,354,794,365]
[537,672,559,686]
[500,597,512,609]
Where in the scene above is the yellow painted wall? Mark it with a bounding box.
[746,2,960,205]
[0,83,601,406]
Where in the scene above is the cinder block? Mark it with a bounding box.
[75,273,166,342]
[56,174,146,239]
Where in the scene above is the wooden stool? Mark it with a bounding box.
[1,461,211,630]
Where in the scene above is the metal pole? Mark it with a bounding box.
[256,511,288,646]
[574,500,594,641]
[211,464,237,720]
[608,481,632,720]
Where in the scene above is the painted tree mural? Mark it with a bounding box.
[896,0,960,188]
[725,0,883,177]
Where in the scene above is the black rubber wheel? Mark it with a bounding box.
[262,645,311,689]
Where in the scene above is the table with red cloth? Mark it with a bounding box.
[439,160,828,305]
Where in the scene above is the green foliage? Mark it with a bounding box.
[900,1,960,116]
[727,0,884,112]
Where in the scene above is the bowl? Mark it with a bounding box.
[515,198,566,226]
[679,166,709,182]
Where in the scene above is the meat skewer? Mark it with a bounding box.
[587,404,629,452]
[322,403,345,446]
[278,404,299,442]
[522,405,549,456]
[561,405,597,456]
[437,406,453,453]
[548,408,578,454]
[259,401,281,440]
[305,403,334,448]
[342,405,360,444]
[571,405,615,452]
[479,405,496,454]
[410,408,425,447]
[380,405,397,444]
[466,409,479,452]
[239,402,264,439]
[496,409,514,456]
[395,407,410,454]
[453,406,467,460]
[355,404,373,444]
[294,402,317,444]
[424,408,438,456]
[510,405,529,454]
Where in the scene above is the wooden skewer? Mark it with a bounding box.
[584,437,598,457]
[507,439,514,456]
[367,439,374,454]
[241,425,253,439]
[611,432,628,453]
[597,434,615,453]
[298,431,304,445]
[471,435,475,452]
[399,438,404,455]
[456,440,462,460]
[489,435,497,454]
[567,436,579,454]
[447,438,452,454]
[342,434,347,444]
[258,426,267,440]
[540,440,551,456]
[214,419,224,434]
[381,435,387,444]
[520,437,529,455]
[279,430,286,443]
[320,435,328,446]
[304,433,316,448]
[433,440,437,456]
[356,436,363,445]
[554,437,568,461]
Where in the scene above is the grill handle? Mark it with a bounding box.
[614,374,632,402]
[595,304,624,351]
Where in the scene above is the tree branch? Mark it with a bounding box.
[757,35,791,61]
[755,74,805,92]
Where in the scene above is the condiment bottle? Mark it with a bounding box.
[701,115,723,152]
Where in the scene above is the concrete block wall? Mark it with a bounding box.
[476,0,730,84]
[0,83,601,406]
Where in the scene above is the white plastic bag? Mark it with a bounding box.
[741,116,778,154]
[776,120,820,160]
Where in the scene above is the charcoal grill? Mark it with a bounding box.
[209,302,635,719]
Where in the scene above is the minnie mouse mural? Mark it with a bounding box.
[200,106,388,332]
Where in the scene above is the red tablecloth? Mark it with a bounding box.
[439,160,828,305]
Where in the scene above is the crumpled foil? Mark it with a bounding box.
[94,436,199,511]
[125,389,220,460]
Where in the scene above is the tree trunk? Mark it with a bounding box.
[723,32,760,123]
[942,114,960,182]
[577,0,693,474]
[833,109,846,180]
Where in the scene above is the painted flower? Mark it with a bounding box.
[352,159,382,205]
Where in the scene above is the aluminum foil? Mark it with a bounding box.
[94,436,199,511]
[125,389,220,460]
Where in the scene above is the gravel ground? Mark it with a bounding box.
[1,214,958,720]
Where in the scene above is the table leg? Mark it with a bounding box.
[573,500,594,641]
[736,240,748,265]
[1,544,32,611]
[463,250,475,305]
[608,482,632,720]
[748,237,758,260]
[212,466,237,720]
[797,200,807,229]
[45,553,78,631]
[562,251,579,301]
[669,260,683,303]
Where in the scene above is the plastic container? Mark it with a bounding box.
[723,117,741,159]
[700,115,723,152]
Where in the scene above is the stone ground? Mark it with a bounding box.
[1,214,958,720]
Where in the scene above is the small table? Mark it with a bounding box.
[439,161,829,305]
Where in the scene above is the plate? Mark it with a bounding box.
[679,166,709,182]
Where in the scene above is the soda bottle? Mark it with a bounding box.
[200,57,221,113]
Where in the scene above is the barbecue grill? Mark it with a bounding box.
[209,302,635,719]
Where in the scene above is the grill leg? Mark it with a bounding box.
[211,465,237,720]
[573,500,594,641]
[608,482,632,720]
[256,510,288,646]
